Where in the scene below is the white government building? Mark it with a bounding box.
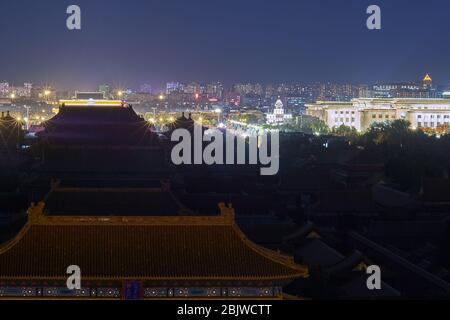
[306,98,450,132]
[266,99,293,125]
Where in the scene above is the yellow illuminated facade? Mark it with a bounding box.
[423,74,432,82]
[306,98,450,132]
[59,99,124,107]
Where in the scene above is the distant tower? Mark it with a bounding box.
[423,73,433,89]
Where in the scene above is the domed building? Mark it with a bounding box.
[266,99,293,125]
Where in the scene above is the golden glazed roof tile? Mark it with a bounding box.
[0,202,307,283]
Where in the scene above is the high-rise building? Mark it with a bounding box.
[23,83,32,97]
[166,82,184,94]
[423,73,433,89]
[206,81,223,100]
[184,82,201,95]
[0,82,10,97]
[139,84,152,94]
[98,84,111,99]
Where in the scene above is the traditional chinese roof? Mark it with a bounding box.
[422,178,450,203]
[37,104,158,146]
[0,203,307,284]
[42,180,191,216]
[0,111,23,149]
[311,190,379,214]
[166,112,208,135]
[35,104,167,174]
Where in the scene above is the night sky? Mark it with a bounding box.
[1,0,450,90]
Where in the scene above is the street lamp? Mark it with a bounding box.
[24,105,31,130]
[215,108,222,123]
[43,90,51,103]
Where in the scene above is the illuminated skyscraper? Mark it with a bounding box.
[166,82,184,94]
[423,73,433,89]
[206,81,223,100]
[139,83,152,94]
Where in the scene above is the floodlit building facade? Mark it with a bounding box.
[306,98,450,132]
[266,99,293,125]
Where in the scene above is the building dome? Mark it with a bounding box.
[274,99,284,109]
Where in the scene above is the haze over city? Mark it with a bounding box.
[1,0,450,90]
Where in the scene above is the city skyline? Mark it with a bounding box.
[0,73,444,94]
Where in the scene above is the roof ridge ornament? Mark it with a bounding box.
[218,202,235,222]
[28,202,46,224]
